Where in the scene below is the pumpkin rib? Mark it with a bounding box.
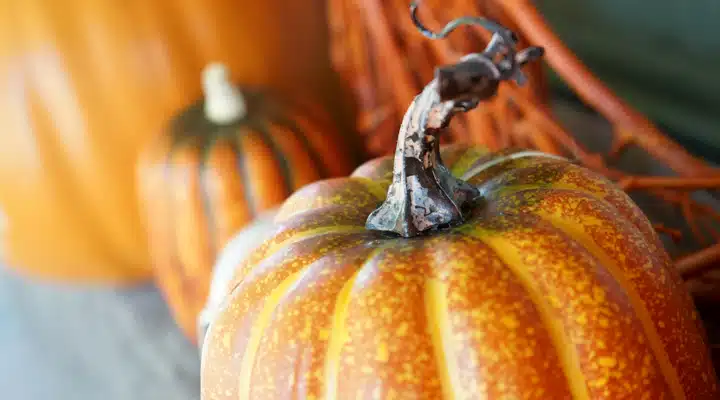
[472,152,716,392]
[541,211,687,400]
[276,178,387,223]
[139,134,185,305]
[274,94,339,144]
[425,234,575,398]
[280,115,330,179]
[321,242,392,399]
[170,145,214,295]
[464,227,591,400]
[268,125,323,189]
[229,130,259,217]
[240,130,290,211]
[237,268,308,400]
[424,272,463,399]
[489,184,706,397]
[352,177,390,203]
[231,237,376,400]
[470,157,663,250]
[162,136,195,307]
[246,241,389,398]
[522,188,711,398]
[254,122,294,198]
[201,232,372,399]
[496,178,702,329]
[350,155,393,180]
[447,147,491,177]
[224,226,370,301]
[200,138,250,248]
[199,137,221,264]
[332,240,452,397]
[293,111,356,177]
[474,214,682,397]
[322,269,360,400]
[460,150,568,182]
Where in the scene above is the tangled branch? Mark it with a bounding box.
[328,0,720,300]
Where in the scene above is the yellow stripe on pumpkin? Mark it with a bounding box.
[467,227,591,400]
[541,210,686,400]
[425,278,461,400]
[322,270,359,400]
[238,269,307,400]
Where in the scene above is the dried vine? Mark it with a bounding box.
[327,0,720,302]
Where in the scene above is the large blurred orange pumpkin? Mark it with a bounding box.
[0,0,340,283]
[137,64,356,340]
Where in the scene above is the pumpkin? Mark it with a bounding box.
[198,207,279,346]
[137,63,356,341]
[201,144,719,398]
[200,44,719,398]
[0,0,339,283]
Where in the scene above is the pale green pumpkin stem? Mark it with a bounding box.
[202,62,247,125]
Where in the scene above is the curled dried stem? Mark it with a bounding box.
[366,11,544,237]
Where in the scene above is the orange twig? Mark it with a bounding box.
[328,0,720,305]
[498,0,716,177]
[619,176,720,191]
[608,128,635,159]
[676,244,720,278]
[653,223,683,242]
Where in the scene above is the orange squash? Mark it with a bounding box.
[137,64,356,341]
[201,145,719,398]
[0,0,338,283]
[200,41,719,397]
[198,207,279,345]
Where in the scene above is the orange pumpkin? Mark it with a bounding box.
[201,143,719,398]
[198,207,279,345]
[137,64,357,341]
[200,45,719,396]
[0,0,339,283]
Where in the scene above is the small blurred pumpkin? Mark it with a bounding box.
[0,0,340,283]
[137,63,356,341]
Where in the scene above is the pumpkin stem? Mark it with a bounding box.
[202,62,247,124]
[365,12,544,237]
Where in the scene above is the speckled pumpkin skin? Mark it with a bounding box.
[201,144,719,399]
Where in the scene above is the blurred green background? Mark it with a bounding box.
[539,0,720,163]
